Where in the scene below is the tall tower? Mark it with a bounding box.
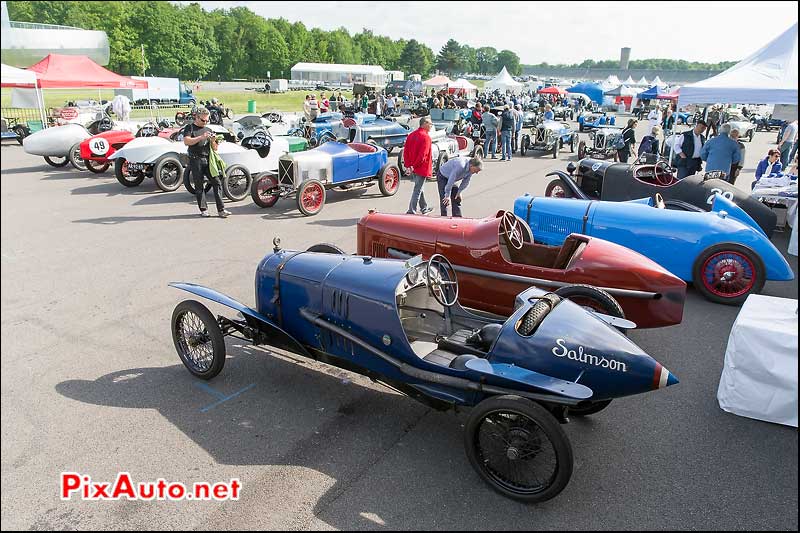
[620,47,631,70]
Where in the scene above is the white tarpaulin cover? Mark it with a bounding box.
[1,62,37,87]
[717,294,798,427]
[680,23,798,105]
[486,67,523,93]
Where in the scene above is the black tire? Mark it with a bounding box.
[68,142,87,171]
[577,140,586,160]
[747,130,754,142]
[520,135,529,156]
[552,142,559,159]
[471,145,484,159]
[44,155,69,167]
[222,164,252,202]
[251,174,280,208]
[153,156,183,192]
[544,178,573,198]
[464,395,573,503]
[13,125,28,145]
[296,179,326,216]
[183,166,212,195]
[114,158,145,187]
[307,243,346,254]
[692,243,765,305]
[554,284,625,319]
[85,159,110,174]
[377,163,401,196]
[570,134,577,153]
[171,300,226,380]
[435,151,449,175]
[397,149,411,178]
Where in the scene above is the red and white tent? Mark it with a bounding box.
[27,54,147,89]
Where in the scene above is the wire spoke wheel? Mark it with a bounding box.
[296,180,326,216]
[701,251,756,298]
[175,311,215,373]
[171,300,225,379]
[465,396,572,502]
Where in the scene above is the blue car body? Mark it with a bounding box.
[513,193,794,284]
[301,112,410,149]
[578,112,616,131]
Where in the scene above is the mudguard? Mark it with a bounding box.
[710,193,766,236]
[169,282,311,357]
[464,359,594,400]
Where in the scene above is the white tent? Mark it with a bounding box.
[422,74,451,87]
[486,67,523,93]
[604,74,621,87]
[637,76,649,86]
[679,23,798,105]
[448,78,478,95]
[623,75,636,85]
[652,75,666,87]
[1,63,46,126]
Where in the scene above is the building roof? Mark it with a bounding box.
[290,62,386,75]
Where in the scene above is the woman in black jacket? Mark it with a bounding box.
[618,118,638,162]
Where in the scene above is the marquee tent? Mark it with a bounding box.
[486,67,523,93]
[652,75,666,87]
[637,85,666,99]
[1,63,46,125]
[622,75,636,85]
[679,23,798,105]
[636,76,650,86]
[566,81,604,104]
[447,78,478,96]
[656,88,680,101]
[27,54,148,89]
[604,84,638,96]
[538,86,565,95]
[423,74,451,87]
[602,74,621,87]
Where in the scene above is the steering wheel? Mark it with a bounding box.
[138,122,158,137]
[654,160,674,186]
[266,112,282,123]
[426,254,459,307]
[654,193,666,209]
[98,116,113,132]
[249,129,268,148]
[499,211,524,250]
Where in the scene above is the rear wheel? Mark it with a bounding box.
[115,158,145,187]
[153,156,183,192]
[296,179,326,216]
[397,149,411,178]
[692,243,765,305]
[520,135,529,156]
[465,395,573,503]
[435,151,449,175]
[577,140,586,160]
[251,174,280,208]
[222,164,252,202]
[570,134,578,153]
[378,164,400,196]
[68,142,87,171]
[568,399,612,416]
[545,178,572,198]
[44,155,69,167]
[171,300,225,380]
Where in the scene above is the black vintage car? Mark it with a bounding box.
[544,157,777,237]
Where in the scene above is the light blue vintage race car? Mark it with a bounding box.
[293,112,410,153]
[513,193,794,305]
[577,111,616,132]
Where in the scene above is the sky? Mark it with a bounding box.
[179,1,798,65]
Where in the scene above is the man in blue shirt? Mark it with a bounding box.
[436,156,483,217]
[543,104,555,121]
[700,123,742,175]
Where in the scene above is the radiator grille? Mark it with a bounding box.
[371,242,386,257]
[278,160,294,186]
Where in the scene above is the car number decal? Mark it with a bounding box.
[91,138,110,155]
[706,188,735,205]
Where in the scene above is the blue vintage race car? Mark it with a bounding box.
[513,193,794,304]
[170,245,678,503]
[249,141,400,216]
[577,111,616,132]
[294,112,410,153]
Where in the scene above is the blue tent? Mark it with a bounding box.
[637,85,666,99]
[566,82,604,104]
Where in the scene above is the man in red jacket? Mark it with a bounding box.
[403,117,434,215]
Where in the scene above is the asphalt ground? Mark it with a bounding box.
[1,117,797,530]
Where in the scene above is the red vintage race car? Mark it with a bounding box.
[356,210,686,329]
[78,123,179,174]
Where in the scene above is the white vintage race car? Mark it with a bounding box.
[396,127,479,178]
[726,120,756,142]
[23,117,154,169]
[106,125,289,201]
[231,114,294,141]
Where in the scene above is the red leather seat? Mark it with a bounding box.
[349,143,378,153]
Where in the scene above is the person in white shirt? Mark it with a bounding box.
[647,106,663,133]
[672,120,708,179]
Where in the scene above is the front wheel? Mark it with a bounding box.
[86,159,110,174]
[250,174,280,208]
[377,163,400,196]
[464,395,573,503]
[569,399,612,416]
[44,155,69,167]
[115,158,145,187]
[577,140,586,160]
[171,300,226,380]
[520,135,529,157]
[545,178,573,198]
[69,142,87,171]
[296,179,326,216]
[222,164,252,202]
[692,243,765,305]
[552,142,559,159]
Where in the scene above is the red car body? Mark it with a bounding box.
[357,210,686,329]
[79,128,179,165]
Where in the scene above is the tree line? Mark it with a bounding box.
[7,2,733,81]
[526,58,737,71]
